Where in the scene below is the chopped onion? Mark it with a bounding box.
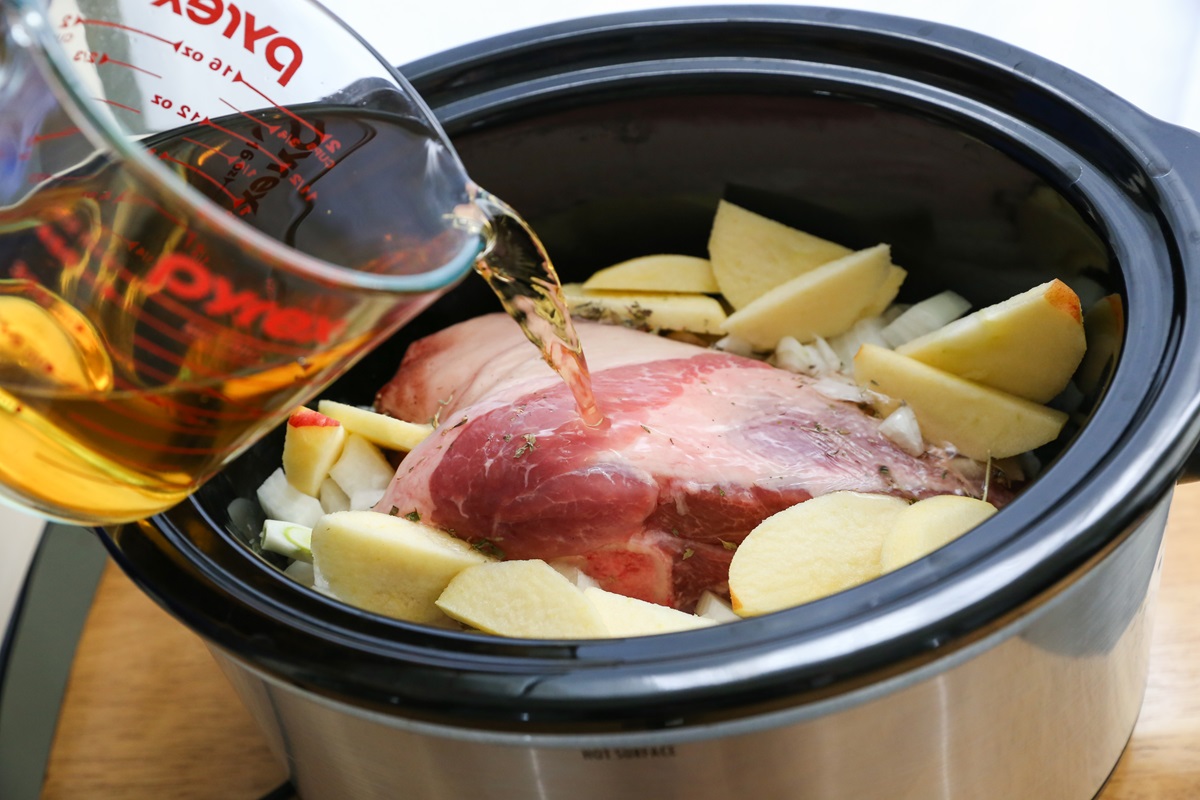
[878,404,924,456]
[714,335,757,357]
[811,337,842,375]
[812,376,865,403]
[862,389,901,417]
[768,335,835,376]
[882,303,910,324]
[695,591,741,623]
[284,560,316,588]
[828,316,888,368]
[1050,379,1084,413]
[881,291,972,348]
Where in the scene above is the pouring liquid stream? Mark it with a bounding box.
[465,191,603,428]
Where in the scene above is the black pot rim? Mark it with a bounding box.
[104,5,1200,733]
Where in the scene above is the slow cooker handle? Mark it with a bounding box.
[1151,120,1200,483]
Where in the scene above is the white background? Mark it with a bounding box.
[331,0,1200,130]
[3,0,1200,625]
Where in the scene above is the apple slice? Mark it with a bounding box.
[436,559,609,638]
[720,244,894,349]
[582,254,719,294]
[311,510,493,625]
[316,399,433,452]
[708,200,852,309]
[281,407,347,496]
[895,279,1086,402]
[562,284,728,335]
[880,495,997,572]
[328,434,394,497]
[729,491,909,616]
[256,468,325,528]
[582,587,716,636]
[853,344,1068,461]
[861,265,909,318]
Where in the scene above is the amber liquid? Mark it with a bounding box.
[0,107,596,524]
[468,191,602,426]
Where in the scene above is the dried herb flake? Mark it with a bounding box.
[404,510,421,523]
[472,539,505,559]
[514,433,538,458]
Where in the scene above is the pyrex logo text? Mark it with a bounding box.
[151,0,303,87]
[147,253,345,346]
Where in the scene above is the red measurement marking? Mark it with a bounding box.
[86,392,251,436]
[219,98,280,136]
[29,127,81,143]
[97,52,162,79]
[94,97,141,114]
[199,116,289,169]
[180,137,236,165]
[78,17,178,48]
[157,154,243,207]
[233,71,327,144]
[63,410,238,456]
[114,348,259,416]
[114,191,186,228]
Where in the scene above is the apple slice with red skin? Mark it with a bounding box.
[282,407,348,496]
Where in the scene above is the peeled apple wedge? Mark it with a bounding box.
[720,244,896,349]
[708,200,852,309]
[862,265,909,318]
[311,510,493,626]
[317,399,433,452]
[435,560,609,638]
[562,284,727,335]
[582,587,717,636]
[582,254,720,294]
[729,491,910,616]
[853,344,1068,461]
[880,495,997,572]
[281,407,347,496]
[895,279,1086,403]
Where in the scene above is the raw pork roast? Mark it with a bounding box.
[375,313,1002,611]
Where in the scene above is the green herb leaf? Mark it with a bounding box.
[472,539,505,559]
[404,510,421,523]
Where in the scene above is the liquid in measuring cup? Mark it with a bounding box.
[0,105,597,523]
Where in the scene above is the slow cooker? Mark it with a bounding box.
[103,7,1200,799]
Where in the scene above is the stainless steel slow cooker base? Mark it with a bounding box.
[211,495,1167,800]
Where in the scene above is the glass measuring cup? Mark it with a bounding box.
[0,0,484,525]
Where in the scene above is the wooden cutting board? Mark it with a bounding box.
[40,485,1200,799]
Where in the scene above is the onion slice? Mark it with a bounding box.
[881,291,971,348]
